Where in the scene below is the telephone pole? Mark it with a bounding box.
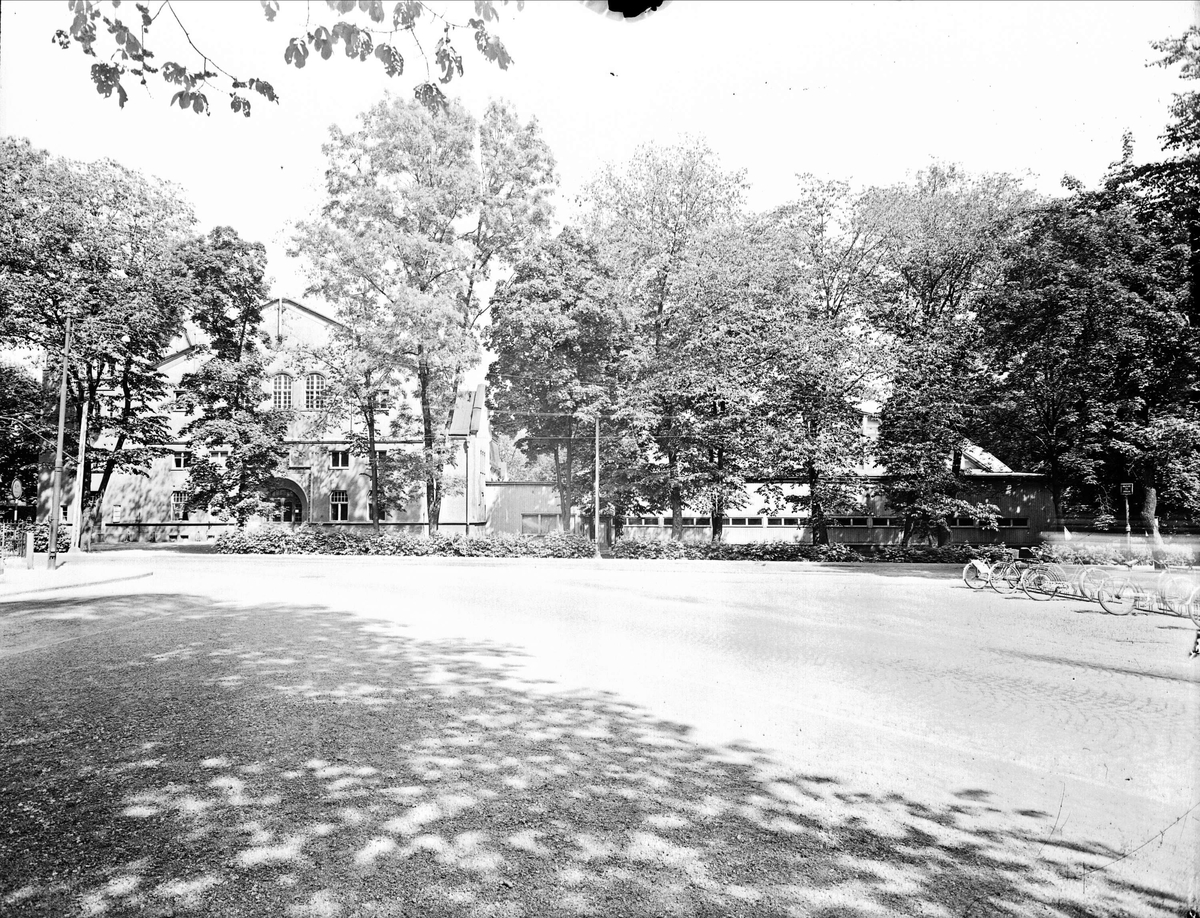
[47,318,72,570]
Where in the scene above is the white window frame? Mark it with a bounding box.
[330,449,350,469]
[273,374,293,410]
[330,489,349,521]
[305,373,325,410]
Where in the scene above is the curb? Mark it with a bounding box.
[0,571,155,600]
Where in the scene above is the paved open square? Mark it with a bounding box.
[2,553,1197,917]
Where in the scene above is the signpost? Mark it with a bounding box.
[1120,482,1133,556]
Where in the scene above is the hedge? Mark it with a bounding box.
[609,540,1013,563]
[213,526,597,558]
[1,522,71,554]
[1029,542,1197,567]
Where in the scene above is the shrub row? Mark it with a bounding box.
[1028,543,1197,566]
[609,540,1012,564]
[1,522,71,554]
[213,526,597,558]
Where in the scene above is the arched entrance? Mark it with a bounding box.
[261,478,306,524]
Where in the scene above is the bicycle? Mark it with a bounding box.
[1097,562,1198,617]
[1021,562,1068,601]
[989,557,1030,594]
[962,558,994,590]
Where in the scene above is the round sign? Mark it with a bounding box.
[10,479,22,500]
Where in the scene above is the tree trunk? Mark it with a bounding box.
[711,492,725,543]
[900,515,914,547]
[365,389,380,534]
[808,460,828,546]
[563,425,575,533]
[91,359,135,534]
[1140,465,1164,550]
[418,354,440,535]
[667,444,683,541]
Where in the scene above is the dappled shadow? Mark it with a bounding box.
[0,592,1188,917]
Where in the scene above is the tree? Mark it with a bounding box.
[53,0,525,118]
[583,137,746,540]
[0,137,197,533]
[292,93,556,533]
[746,179,888,544]
[173,227,292,527]
[486,227,626,531]
[0,363,51,505]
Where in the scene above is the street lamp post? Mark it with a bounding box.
[48,317,73,570]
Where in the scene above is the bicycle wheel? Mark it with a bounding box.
[1157,575,1193,615]
[1098,579,1138,615]
[991,561,1025,594]
[1075,566,1106,601]
[962,561,990,590]
[1022,568,1060,601]
[1181,585,1200,628]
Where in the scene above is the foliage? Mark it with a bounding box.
[1028,542,1198,567]
[212,525,595,557]
[581,137,748,539]
[0,363,51,502]
[173,227,291,526]
[0,521,72,554]
[53,0,524,118]
[607,539,1009,563]
[293,94,556,533]
[486,227,627,529]
[0,136,196,538]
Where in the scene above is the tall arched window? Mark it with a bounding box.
[305,373,326,410]
[272,374,292,410]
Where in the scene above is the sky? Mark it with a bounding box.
[1,0,1196,306]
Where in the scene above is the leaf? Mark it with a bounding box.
[374,43,403,77]
[435,36,463,84]
[52,29,72,50]
[474,0,498,22]
[362,0,386,22]
[260,0,279,21]
[393,0,421,29]
[284,37,309,68]
[248,78,279,104]
[312,25,333,60]
[329,0,356,12]
[414,81,448,114]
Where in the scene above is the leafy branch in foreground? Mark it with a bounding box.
[54,0,523,118]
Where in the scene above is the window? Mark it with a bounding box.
[521,513,561,535]
[871,517,897,527]
[998,517,1029,528]
[273,374,293,410]
[330,490,348,521]
[209,448,230,465]
[173,450,192,469]
[330,449,350,469]
[112,505,123,524]
[305,374,325,410]
[170,491,189,521]
[829,517,869,527]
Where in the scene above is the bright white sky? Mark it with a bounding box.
[1,0,1195,305]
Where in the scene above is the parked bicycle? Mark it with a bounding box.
[1097,562,1199,617]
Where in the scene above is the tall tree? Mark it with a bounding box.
[583,137,746,539]
[173,227,292,528]
[486,228,626,531]
[0,137,196,530]
[292,94,556,533]
[0,363,51,505]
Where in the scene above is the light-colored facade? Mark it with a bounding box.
[37,298,491,542]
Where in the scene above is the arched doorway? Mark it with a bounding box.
[261,479,306,524]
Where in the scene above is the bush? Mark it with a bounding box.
[609,539,1013,563]
[1028,542,1197,566]
[212,526,597,559]
[1,522,71,554]
[609,540,863,562]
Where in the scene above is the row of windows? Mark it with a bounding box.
[151,488,385,524]
[622,516,1030,528]
[172,448,383,470]
[272,373,326,410]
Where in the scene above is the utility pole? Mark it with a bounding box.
[48,318,72,570]
[464,439,471,539]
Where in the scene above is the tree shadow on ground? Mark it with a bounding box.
[0,592,1188,918]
